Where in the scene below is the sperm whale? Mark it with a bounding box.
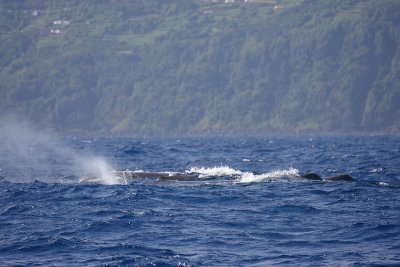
[113,171,356,182]
[301,173,356,182]
[113,171,199,181]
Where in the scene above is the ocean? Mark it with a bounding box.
[0,135,399,266]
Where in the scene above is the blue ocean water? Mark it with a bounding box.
[0,135,399,266]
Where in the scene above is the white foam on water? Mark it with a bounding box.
[378,181,390,186]
[239,167,300,183]
[186,165,242,178]
[371,168,384,173]
[186,165,300,183]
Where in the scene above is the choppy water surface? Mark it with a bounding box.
[0,136,399,266]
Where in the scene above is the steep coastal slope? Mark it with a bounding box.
[1,0,399,135]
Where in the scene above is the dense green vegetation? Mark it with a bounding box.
[1,0,399,135]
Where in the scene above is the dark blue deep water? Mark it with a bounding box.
[1,136,400,266]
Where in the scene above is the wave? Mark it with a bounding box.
[186,165,300,183]
[185,166,242,178]
[240,167,300,183]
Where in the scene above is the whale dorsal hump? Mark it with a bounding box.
[302,173,322,181]
[324,174,355,181]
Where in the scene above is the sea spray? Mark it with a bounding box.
[186,165,242,178]
[0,115,120,184]
[239,167,300,183]
[185,165,300,183]
[77,156,124,185]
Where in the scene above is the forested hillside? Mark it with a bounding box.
[1,0,399,135]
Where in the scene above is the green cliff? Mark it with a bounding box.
[1,0,399,135]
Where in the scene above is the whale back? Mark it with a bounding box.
[114,171,199,181]
[324,174,355,181]
[301,173,322,181]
